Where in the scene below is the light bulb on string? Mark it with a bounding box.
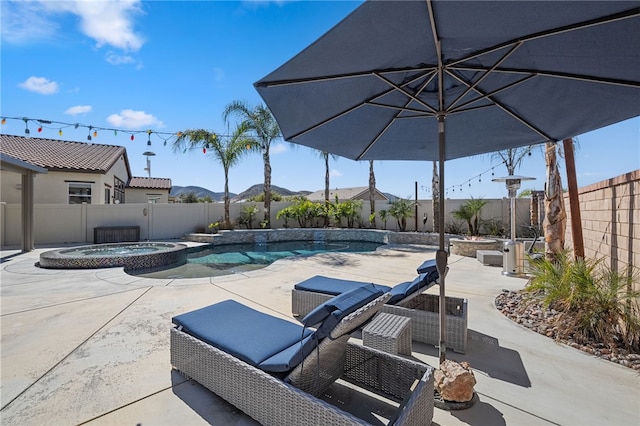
[87,127,92,141]
[491,167,495,176]
[58,129,63,136]
[479,175,482,183]
[114,130,118,136]
[23,118,30,134]
[202,147,207,154]
[146,130,152,146]
[37,127,43,133]
[93,130,98,138]
[1,118,6,125]
[130,134,135,141]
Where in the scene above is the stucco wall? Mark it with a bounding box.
[564,170,639,274]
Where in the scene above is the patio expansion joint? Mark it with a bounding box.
[0,286,154,412]
[0,286,152,318]
[474,391,562,426]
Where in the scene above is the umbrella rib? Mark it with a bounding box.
[373,72,439,114]
[448,7,640,68]
[255,66,435,88]
[358,74,438,159]
[286,70,435,141]
[452,65,640,89]
[447,74,537,114]
[447,41,524,111]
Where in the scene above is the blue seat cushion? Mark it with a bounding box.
[172,300,314,372]
[295,275,391,296]
[416,259,437,274]
[301,284,384,331]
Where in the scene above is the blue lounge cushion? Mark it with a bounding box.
[416,259,437,274]
[295,275,391,296]
[301,284,384,330]
[172,300,314,371]
[387,271,438,304]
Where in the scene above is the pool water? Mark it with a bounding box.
[132,240,382,279]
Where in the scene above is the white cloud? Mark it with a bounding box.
[2,1,145,52]
[330,169,342,178]
[1,1,59,44]
[106,52,135,65]
[107,109,163,129]
[65,105,93,116]
[270,143,288,154]
[18,76,59,95]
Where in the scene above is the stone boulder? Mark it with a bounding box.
[434,360,476,402]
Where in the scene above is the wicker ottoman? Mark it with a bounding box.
[363,313,412,356]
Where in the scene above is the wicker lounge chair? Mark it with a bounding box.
[171,286,434,425]
[291,260,468,353]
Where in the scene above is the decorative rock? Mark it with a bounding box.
[434,360,477,402]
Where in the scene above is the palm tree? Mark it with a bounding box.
[432,161,439,233]
[223,101,281,228]
[368,160,377,228]
[172,124,252,227]
[452,196,487,236]
[492,146,536,177]
[543,141,566,260]
[319,151,339,201]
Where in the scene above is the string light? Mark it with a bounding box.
[2,115,245,151]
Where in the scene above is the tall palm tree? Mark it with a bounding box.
[172,124,252,227]
[432,161,439,233]
[223,101,281,228]
[368,160,377,228]
[317,151,339,201]
[543,141,566,260]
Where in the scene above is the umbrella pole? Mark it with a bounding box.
[437,114,448,364]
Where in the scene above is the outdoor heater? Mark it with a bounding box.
[492,175,535,276]
[143,151,155,178]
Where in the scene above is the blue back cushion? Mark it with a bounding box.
[302,284,384,330]
[387,269,439,304]
[295,275,391,296]
[173,300,313,370]
[417,259,437,274]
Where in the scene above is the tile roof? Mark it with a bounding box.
[0,134,128,174]
[128,176,172,189]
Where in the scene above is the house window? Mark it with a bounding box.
[104,188,111,204]
[68,182,92,204]
[114,177,125,204]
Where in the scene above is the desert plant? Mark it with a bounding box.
[378,209,389,230]
[482,218,507,237]
[238,204,259,229]
[526,251,640,352]
[276,206,293,228]
[445,220,466,235]
[388,198,414,231]
[452,196,487,236]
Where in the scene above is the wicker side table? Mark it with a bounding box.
[363,312,412,356]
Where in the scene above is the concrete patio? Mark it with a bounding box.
[1,242,638,425]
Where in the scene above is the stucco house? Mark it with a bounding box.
[305,186,389,202]
[0,134,171,204]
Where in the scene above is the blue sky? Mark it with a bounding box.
[2,0,638,199]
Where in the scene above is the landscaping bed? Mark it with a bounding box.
[495,289,640,370]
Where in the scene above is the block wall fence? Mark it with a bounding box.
[563,170,639,275]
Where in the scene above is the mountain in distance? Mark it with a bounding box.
[170,185,230,202]
[232,184,311,201]
[171,184,397,202]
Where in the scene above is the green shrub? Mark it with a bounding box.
[527,251,640,352]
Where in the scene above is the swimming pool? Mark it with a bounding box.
[131,240,382,279]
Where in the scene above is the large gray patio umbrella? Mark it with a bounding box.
[255,1,640,363]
